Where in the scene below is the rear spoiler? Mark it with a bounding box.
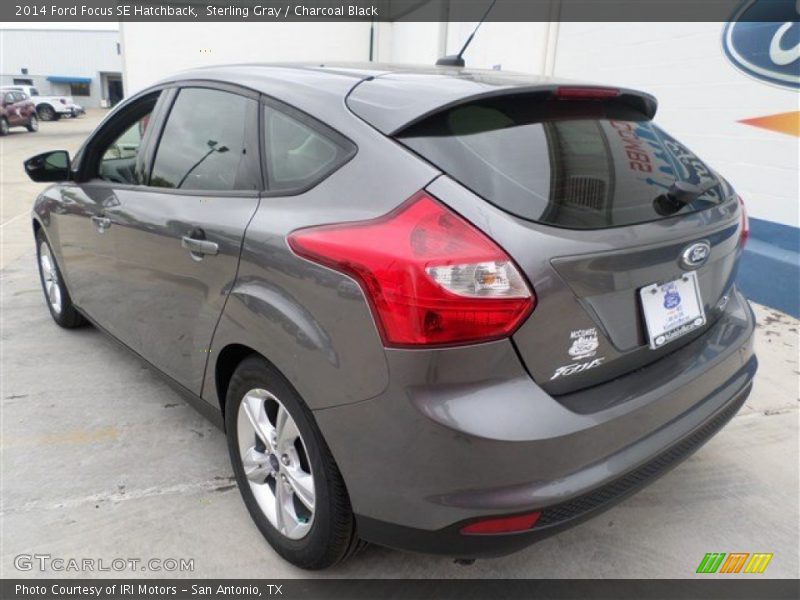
[348,82,658,136]
[394,86,657,136]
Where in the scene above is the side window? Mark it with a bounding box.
[265,106,354,192]
[14,92,27,102]
[96,93,158,185]
[150,88,259,191]
[3,93,14,104]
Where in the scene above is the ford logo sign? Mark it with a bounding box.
[680,242,712,270]
[723,1,800,89]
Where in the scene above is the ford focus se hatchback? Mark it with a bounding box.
[26,64,756,569]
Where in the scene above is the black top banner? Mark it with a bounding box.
[2,0,798,22]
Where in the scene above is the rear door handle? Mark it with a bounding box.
[181,234,219,258]
[91,215,112,233]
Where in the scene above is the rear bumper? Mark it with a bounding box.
[356,374,753,557]
[314,289,756,557]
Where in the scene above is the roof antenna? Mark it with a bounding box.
[436,0,498,67]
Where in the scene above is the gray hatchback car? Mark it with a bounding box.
[25,64,756,569]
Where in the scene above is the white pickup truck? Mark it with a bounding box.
[0,85,84,120]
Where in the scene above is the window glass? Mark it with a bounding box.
[3,93,15,104]
[97,111,152,185]
[69,82,90,97]
[398,103,730,229]
[265,106,353,192]
[151,88,259,191]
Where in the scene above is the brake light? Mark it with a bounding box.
[738,195,749,248]
[555,86,620,100]
[288,191,535,347]
[460,511,541,535]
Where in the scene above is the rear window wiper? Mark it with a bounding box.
[653,179,720,216]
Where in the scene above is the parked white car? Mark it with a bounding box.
[0,85,82,120]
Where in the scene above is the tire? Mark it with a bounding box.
[35,229,87,329]
[225,355,361,569]
[0,118,8,136]
[37,105,56,121]
[26,115,38,132]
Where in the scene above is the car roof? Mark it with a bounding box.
[157,63,655,134]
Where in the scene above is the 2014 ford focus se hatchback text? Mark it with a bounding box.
[25,64,757,569]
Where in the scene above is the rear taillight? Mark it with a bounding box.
[288,191,535,347]
[555,86,620,100]
[738,194,749,248]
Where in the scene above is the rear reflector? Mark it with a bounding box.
[460,511,541,535]
[738,195,749,248]
[288,191,535,347]
[555,86,621,100]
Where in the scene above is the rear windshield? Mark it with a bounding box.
[397,102,731,229]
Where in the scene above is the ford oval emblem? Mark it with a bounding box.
[680,242,711,270]
[723,1,800,89]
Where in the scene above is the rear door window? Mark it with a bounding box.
[151,87,260,191]
[398,102,730,229]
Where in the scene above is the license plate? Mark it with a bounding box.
[639,271,706,350]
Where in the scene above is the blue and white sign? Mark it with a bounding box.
[723,0,800,89]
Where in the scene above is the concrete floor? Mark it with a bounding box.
[1,111,798,579]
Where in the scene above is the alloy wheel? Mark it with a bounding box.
[237,388,315,540]
[38,241,63,314]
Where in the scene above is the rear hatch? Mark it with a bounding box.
[348,74,745,396]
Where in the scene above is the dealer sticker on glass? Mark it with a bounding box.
[639,271,706,350]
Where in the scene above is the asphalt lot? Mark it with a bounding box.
[1,111,798,579]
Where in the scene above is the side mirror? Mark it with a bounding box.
[24,150,71,182]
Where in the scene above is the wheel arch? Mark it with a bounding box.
[214,343,258,420]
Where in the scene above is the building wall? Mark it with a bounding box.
[0,28,122,108]
[120,22,373,95]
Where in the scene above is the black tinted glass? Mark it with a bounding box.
[151,88,259,191]
[399,103,731,229]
